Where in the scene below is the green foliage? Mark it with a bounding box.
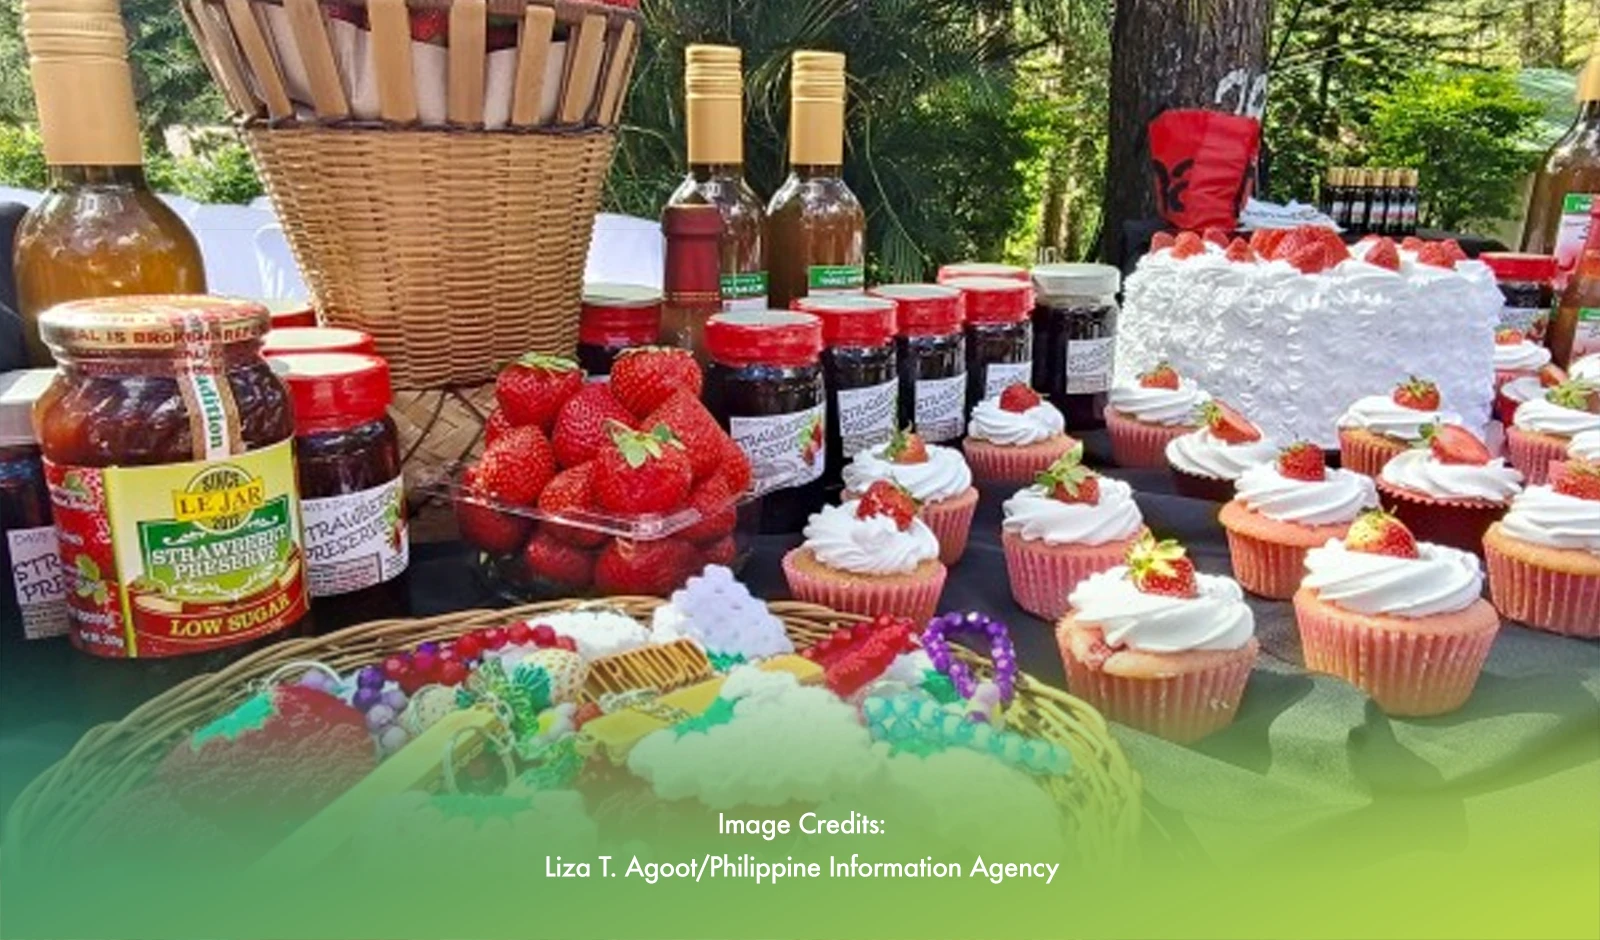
[157,139,264,205]
[0,122,46,189]
[1366,69,1542,230]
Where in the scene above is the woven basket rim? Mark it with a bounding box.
[242,116,620,137]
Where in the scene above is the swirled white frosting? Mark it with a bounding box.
[1514,397,1600,437]
[1165,427,1276,480]
[1572,355,1600,383]
[1494,342,1552,373]
[1379,448,1523,502]
[1302,540,1484,617]
[1501,376,1545,405]
[1067,567,1255,653]
[842,442,973,503]
[1337,395,1463,441]
[801,501,939,576]
[1001,478,1144,546]
[1234,464,1378,526]
[967,397,1066,446]
[1107,378,1210,427]
[1500,486,1600,555]
[1570,430,1600,460]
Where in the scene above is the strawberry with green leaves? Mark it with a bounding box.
[593,422,694,514]
[884,427,930,465]
[1276,442,1326,481]
[645,390,727,481]
[999,383,1043,413]
[495,353,584,431]
[1345,509,1420,559]
[1547,380,1600,415]
[1138,361,1181,390]
[1392,376,1441,412]
[1420,423,1491,466]
[1126,535,1199,599]
[610,347,703,418]
[855,479,921,531]
[551,383,635,469]
[1036,443,1099,504]
[1199,400,1263,444]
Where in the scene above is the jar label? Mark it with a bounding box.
[729,404,826,496]
[984,361,1033,398]
[1501,306,1549,339]
[1576,308,1600,359]
[808,265,865,295]
[44,439,308,658]
[1067,338,1115,394]
[722,271,770,311]
[1556,193,1595,285]
[836,379,899,458]
[7,525,69,640]
[915,374,967,442]
[302,476,409,598]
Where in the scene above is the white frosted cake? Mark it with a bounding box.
[1116,235,1499,448]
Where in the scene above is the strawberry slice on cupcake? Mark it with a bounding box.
[1164,399,1276,502]
[1337,375,1464,477]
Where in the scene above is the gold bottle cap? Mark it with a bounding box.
[685,44,743,166]
[1579,55,1600,102]
[23,0,142,166]
[790,50,846,167]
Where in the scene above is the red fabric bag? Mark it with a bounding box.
[1148,109,1261,231]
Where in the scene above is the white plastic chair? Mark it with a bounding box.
[189,202,275,297]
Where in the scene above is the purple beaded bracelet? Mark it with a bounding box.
[921,611,1017,706]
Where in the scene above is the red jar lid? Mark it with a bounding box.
[943,276,1035,324]
[263,326,377,357]
[870,284,963,337]
[937,262,1028,283]
[581,283,662,346]
[273,353,393,434]
[1480,252,1556,284]
[264,298,317,330]
[793,294,897,348]
[705,310,823,368]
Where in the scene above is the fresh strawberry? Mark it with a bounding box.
[645,390,726,481]
[1287,242,1336,274]
[1392,376,1441,412]
[1365,237,1401,271]
[1036,443,1098,504]
[884,426,930,464]
[1421,423,1491,466]
[1202,227,1231,247]
[1224,238,1255,263]
[1401,236,1427,253]
[551,383,635,469]
[719,438,753,494]
[593,538,702,596]
[1150,231,1177,252]
[855,479,921,531]
[495,353,583,431]
[1273,227,1320,261]
[1308,227,1350,261]
[593,423,694,514]
[536,463,606,548]
[1440,239,1468,262]
[1199,400,1262,444]
[1416,242,1456,269]
[520,532,594,589]
[1171,232,1207,259]
[1276,442,1326,481]
[680,473,738,543]
[1249,228,1287,258]
[1495,328,1525,346]
[1138,361,1181,390]
[610,347,702,418]
[484,408,514,448]
[1345,509,1420,559]
[1126,535,1199,599]
[455,473,533,555]
[1552,459,1600,501]
[700,536,738,567]
[1540,364,1570,388]
[1548,380,1600,414]
[475,426,555,507]
[409,8,447,43]
[998,383,1042,413]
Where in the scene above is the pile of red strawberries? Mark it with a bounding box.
[1151,224,1470,275]
[454,348,752,596]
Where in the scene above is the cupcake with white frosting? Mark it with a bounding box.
[781,480,946,623]
[1336,375,1462,477]
[962,383,1078,484]
[1163,399,1275,501]
[1294,510,1500,717]
[1483,459,1600,638]
[1570,430,1600,462]
[1057,535,1258,744]
[1000,444,1149,620]
[1507,380,1600,485]
[1376,423,1522,557]
[1220,443,1379,600]
[843,428,977,565]
[1104,361,1211,468]
[1493,327,1552,388]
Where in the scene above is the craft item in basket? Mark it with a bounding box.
[800,614,918,697]
[862,693,1072,776]
[583,637,714,699]
[922,611,1019,725]
[649,565,793,659]
[520,607,649,659]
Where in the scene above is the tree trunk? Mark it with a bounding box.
[1100,0,1274,260]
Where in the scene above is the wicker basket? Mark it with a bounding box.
[392,382,496,540]
[177,0,643,387]
[6,599,1142,866]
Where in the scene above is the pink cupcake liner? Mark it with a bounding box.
[922,487,979,566]
[1224,528,1314,601]
[1104,408,1193,469]
[1376,480,1507,558]
[1002,529,1142,621]
[781,550,947,624]
[1505,427,1567,486]
[1057,638,1258,745]
[1293,591,1499,717]
[1338,429,1408,478]
[963,437,1077,484]
[1485,540,1600,638]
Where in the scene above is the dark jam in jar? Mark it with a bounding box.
[1031,263,1121,431]
[579,283,664,379]
[870,284,967,444]
[945,276,1035,411]
[1480,253,1557,341]
[0,369,68,648]
[795,294,899,490]
[274,352,410,628]
[704,310,826,534]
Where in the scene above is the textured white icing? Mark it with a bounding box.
[1001,477,1144,546]
[1379,449,1523,502]
[1494,342,1551,373]
[1302,540,1484,617]
[1500,487,1600,555]
[842,442,973,503]
[1570,430,1600,460]
[1234,464,1378,526]
[1572,355,1600,383]
[1164,427,1276,480]
[1514,398,1600,437]
[1501,376,1545,405]
[967,397,1066,446]
[1107,377,1209,426]
[802,501,939,575]
[1067,567,1255,652]
[1337,395,1463,441]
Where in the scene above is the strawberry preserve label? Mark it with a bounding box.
[808,265,865,296]
[835,379,898,458]
[1067,338,1115,395]
[7,526,69,639]
[729,404,826,496]
[1500,306,1549,338]
[1555,193,1595,285]
[721,271,769,312]
[302,476,409,598]
[915,375,966,442]
[45,439,308,658]
[984,362,1033,399]
[1576,308,1600,360]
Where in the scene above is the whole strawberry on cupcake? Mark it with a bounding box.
[842,427,977,565]
[1105,361,1211,468]
[1508,380,1600,485]
[1057,535,1258,744]
[963,383,1078,484]
[1492,327,1552,391]
[1337,376,1463,477]
[782,480,946,623]
[1001,444,1149,620]
[1164,400,1275,502]
[1484,459,1600,638]
[1221,443,1379,600]
[1377,423,1523,557]
[1295,510,1500,717]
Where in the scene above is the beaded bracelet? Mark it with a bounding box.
[921,611,1018,710]
[862,694,1071,777]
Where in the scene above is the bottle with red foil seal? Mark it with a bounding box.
[945,275,1035,412]
[870,283,967,443]
[262,326,377,357]
[578,283,663,380]
[661,203,724,362]
[795,294,899,489]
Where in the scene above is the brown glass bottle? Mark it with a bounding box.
[767,51,866,310]
[14,0,206,368]
[1523,56,1600,287]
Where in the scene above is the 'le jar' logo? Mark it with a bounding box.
[171,464,266,533]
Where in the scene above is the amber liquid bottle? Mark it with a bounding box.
[14,0,206,367]
[1523,55,1600,287]
[767,51,866,310]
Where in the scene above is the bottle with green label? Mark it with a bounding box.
[1523,53,1600,287]
[767,50,866,309]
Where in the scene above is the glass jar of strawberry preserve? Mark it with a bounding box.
[33,295,309,659]
[794,294,899,490]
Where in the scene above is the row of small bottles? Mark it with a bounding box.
[1321,167,1419,237]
